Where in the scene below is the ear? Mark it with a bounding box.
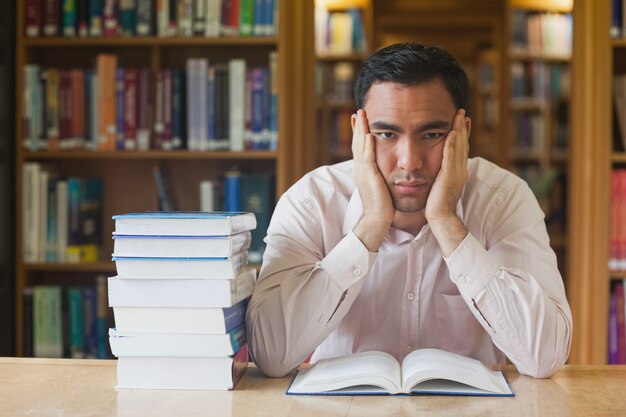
[464,116,472,139]
[351,113,358,132]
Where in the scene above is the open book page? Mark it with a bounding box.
[401,349,512,395]
[288,351,402,394]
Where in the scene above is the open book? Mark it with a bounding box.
[287,349,514,396]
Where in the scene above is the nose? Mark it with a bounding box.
[396,137,424,172]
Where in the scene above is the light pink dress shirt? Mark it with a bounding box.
[246,158,572,378]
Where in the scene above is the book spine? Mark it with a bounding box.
[123,68,138,150]
[269,51,278,150]
[136,0,153,35]
[43,0,61,36]
[136,68,151,150]
[25,0,42,37]
[156,0,169,36]
[96,275,109,358]
[115,67,125,150]
[89,0,104,36]
[171,68,184,149]
[224,169,242,211]
[153,68,165,150]
[103,0,120,37]
[193,0,207,35]
[228,59,246,152]
[83,286,98,358]
[239,0,253,36]
[23,288,34,357]
[62,0,78,36]
[77,0,89,36]
[67,286,85,358]
[119,0,137,36]
[163,69,173,150]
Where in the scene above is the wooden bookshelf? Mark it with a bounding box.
[13,0,315,357]
[314,0,373,166]
[567,0,611,364]
[0,0,15,356]
[502,0,573,287]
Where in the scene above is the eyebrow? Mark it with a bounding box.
[369,120,451,133]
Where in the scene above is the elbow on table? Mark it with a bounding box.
[249,349,299,378]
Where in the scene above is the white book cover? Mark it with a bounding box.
[228,59,246,151]
[112,211,257,236]
[112,231,251,258]
[108,267,256,308]
[109,325,245,357]
[113,252,248,279]
[56,180,68,263]
[112,299,247,334]
[116,345,248,390]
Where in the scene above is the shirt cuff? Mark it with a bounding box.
[319,231,377,291]
[444,232,501,299]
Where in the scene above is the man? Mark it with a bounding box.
[246,43,572,379]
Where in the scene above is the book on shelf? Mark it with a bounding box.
[108,266,257,308]
[287,349,514,397]
[112,297,248,334]
[109,324,246,357]
[112,251,248,279]
[241,174,274,263]
[116,344,248,390]
[112,230,251,258]
[112,211,257,236]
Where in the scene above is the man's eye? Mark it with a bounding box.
[377,132,395,140]
[423,132,446,141]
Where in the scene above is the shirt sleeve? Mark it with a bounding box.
[444,184,572,378]
[246,190,377,377]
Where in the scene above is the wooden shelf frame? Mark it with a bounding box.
[12,0,316,357]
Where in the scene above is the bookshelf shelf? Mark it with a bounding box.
[23,36,279,47]
[314,0,372,166]
[316,52,368,62]
[612,153,626,163]
[22,150,279,161]
[509,49,571,62]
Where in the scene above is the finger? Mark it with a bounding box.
[352,110,370,159]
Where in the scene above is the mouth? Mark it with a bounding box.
[393,181,428,195]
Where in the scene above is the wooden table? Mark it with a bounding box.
[1,358,625,417]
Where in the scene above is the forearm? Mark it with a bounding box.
[246,232,374,377]
[447,233,572,378]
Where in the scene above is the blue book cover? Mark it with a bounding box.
[82,286,98,358]
[222,299,249,333]
[224,170,242,212]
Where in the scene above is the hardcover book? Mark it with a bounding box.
[287,349,514,397]
[107,267,256,308]
[112,231,251,258]
[112,298,248,334]
[116,344,248,390]
[109,324,246,357]
[112,252,248,279]
[112,211,256,236]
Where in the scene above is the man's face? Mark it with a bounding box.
[361,80,459,213]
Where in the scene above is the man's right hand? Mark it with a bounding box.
[351,109,394,252]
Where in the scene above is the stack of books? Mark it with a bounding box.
[107,211,257,390]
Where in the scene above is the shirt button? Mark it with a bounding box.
[459,275,467,285]
[406,346,413,352]
[326,322,333,328]
[410,241,418,248]
[407,293,415,300]
[354,267,362,276]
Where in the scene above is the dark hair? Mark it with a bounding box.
[354,43,469,110]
